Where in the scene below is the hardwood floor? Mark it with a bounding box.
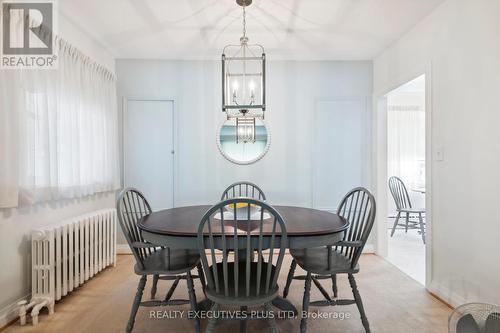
[3,254,451,333]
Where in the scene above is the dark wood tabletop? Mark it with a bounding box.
[137,205,349,237]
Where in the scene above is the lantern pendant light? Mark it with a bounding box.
[222,0,266,143]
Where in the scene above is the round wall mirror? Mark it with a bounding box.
[217,118,270,165]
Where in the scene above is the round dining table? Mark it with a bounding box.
[137,204,349,314]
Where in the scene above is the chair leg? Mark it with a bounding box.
[300,272,312,333]
[405,212,410,233]
[390,212,401,237]
[240,306,248,333]
[205,303,218,333]
[418,213,426,244]
[348,274,370,333]
[265,302,279,333]
[283,259,297,298]
[151,274,159,299]
[186,272,200,333]
[331,274,338,298]
[127,275,147,333]
[196,263,206,293]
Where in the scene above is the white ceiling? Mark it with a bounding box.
[60,0,445,60]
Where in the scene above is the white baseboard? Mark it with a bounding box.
[117,244,132,254]
[427,281,465,308]
[362,244,375,254]
[0,294,29,328]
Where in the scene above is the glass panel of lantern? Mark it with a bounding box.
[223,44,265,118]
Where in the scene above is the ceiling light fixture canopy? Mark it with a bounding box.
[222,0,266,143]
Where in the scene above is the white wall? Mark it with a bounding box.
[0,15,116,326]
[116,59,373,241]
[374,0,500,305]
[59,14,115,71]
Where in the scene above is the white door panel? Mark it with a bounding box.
[124,100,174,211]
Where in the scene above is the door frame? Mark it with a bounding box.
[373,63,433,287]
[122,97,177,208]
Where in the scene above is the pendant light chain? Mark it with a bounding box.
[242,5,247,39]
[242,4,247,107]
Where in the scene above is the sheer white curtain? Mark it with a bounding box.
[0,39,120,207]
[387,105,425,188]
[0,71,22,207]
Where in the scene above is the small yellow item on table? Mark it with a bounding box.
[226,203,258,209]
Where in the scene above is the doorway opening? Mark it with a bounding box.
[385,75,426,285]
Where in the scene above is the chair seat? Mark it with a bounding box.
[134,248,200,275]
[290,247,359,275]
[398,208,425,214]
[205,262,279,306]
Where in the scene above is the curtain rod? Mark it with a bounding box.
[55,36,116,81]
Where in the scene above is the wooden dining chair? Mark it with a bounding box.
[117,188,203,333]
[221,181,267,201]
[285,187,376,333]
[197,198,287,333]
[388,176,426,243]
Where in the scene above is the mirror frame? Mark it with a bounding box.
[216,119,271,165]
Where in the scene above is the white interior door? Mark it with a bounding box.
[313,100,365,211]
[124,100,174,211]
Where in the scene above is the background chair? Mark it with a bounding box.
[285,187,376,333]
[198,198,287,333]
[221,181,266,201]
[388,176,426,243]
[117,188,203,333]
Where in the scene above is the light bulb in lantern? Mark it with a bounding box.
[248,80,255,104]
[232,80,239,104]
